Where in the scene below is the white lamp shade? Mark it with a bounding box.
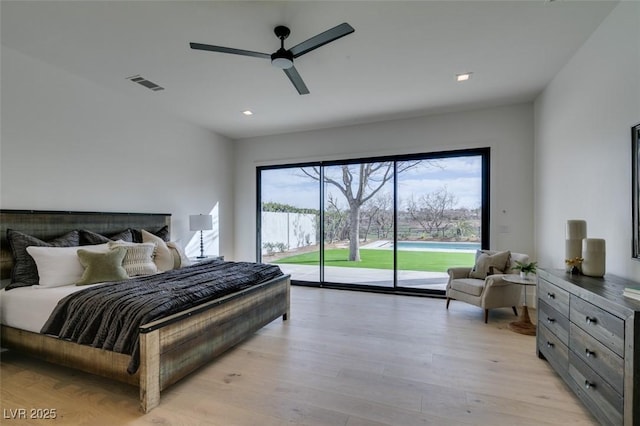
[189,214,213,231]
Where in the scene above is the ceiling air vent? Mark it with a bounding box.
[127,75,164,91]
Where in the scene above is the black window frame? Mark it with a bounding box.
[256,147,490,296]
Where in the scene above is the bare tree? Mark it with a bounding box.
[301,161,421,261]
[360,203,379,243]
[363,192,394,239]
[323,193,348,244]
[407,186,457,239]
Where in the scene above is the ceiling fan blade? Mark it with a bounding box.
[283,66,309,95]
[289,23,354,58]
[189,42,271,59]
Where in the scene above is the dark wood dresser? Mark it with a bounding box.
[537,269,640,425]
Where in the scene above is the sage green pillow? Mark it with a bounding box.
[76,247,129,286]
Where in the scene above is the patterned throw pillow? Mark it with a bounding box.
[107,241,158,276]
[469,250,511,279]
[76,247,129,286]
[79,229,134,245]
[6,229,80,289]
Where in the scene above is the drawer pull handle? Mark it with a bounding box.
[584,380,596,390]
[585,316,597,325]
[546,292,555,299]
[546,317,556,323]
[546,341,554,348]
[585,348,596,358]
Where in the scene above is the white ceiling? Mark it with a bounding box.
[1,1,616,140]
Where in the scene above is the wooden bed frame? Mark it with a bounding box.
[0,210,290,413]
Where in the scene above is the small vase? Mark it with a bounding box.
[582,238,605,277]
[519,271,528,279]
[569,265,580,276]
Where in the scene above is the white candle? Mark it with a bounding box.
[565,239,582,260]
[566,220,587,240]
[582,238,605,277]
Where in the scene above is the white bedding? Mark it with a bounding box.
[0,283,100,333]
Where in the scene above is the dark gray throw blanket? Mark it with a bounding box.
[41,259,284,374]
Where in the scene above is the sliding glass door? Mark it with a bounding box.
[259,166,320,282]
[258,149,488,294]
[322,162,394,287]
[396,156,482,291]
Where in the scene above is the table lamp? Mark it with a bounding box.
[189,214,213,258]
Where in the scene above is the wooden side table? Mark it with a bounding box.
[502,274,537,336]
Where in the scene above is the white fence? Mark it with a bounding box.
[261,211,317,254]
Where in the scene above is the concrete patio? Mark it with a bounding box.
[276,264,448,291]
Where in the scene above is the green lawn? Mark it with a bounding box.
[273,249,475,272]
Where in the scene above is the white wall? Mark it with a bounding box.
[261,212,317,254]
[234,103,535,262]
[1,47,235,257]
[534,1,640,281]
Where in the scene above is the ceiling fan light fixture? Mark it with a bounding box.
[271,49,294,69]
[272,57,293,69]
[190,22,354,95]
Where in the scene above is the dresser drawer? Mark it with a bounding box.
[538,323,569,372]
[536,269,639,425]
[538,278,570,317]
[538,299,569,345]
[570,295,625,357]
[570,323,624,393]
[569,351,623,425]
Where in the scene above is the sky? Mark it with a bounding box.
[260,156,482,211]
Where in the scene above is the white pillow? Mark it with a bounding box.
[26,244,110,287]
[141,229,174,272]
[167,241,191,268]
[107,241,158,276]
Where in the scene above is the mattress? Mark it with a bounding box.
[0,283,99,333]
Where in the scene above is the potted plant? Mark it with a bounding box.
[513,260,538,278]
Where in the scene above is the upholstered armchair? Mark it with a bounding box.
[445,251,530,323]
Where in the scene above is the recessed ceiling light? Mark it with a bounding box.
[456,73,472,82]
[242,110,253,116]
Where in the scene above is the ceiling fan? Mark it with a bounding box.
[190,23,355,95]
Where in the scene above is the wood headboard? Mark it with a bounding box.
[0,210,171,281]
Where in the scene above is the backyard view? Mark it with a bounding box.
[259,153,485,291]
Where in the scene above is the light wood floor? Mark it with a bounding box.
[1,286,597,425]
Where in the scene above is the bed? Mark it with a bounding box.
[0,209,290,413]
